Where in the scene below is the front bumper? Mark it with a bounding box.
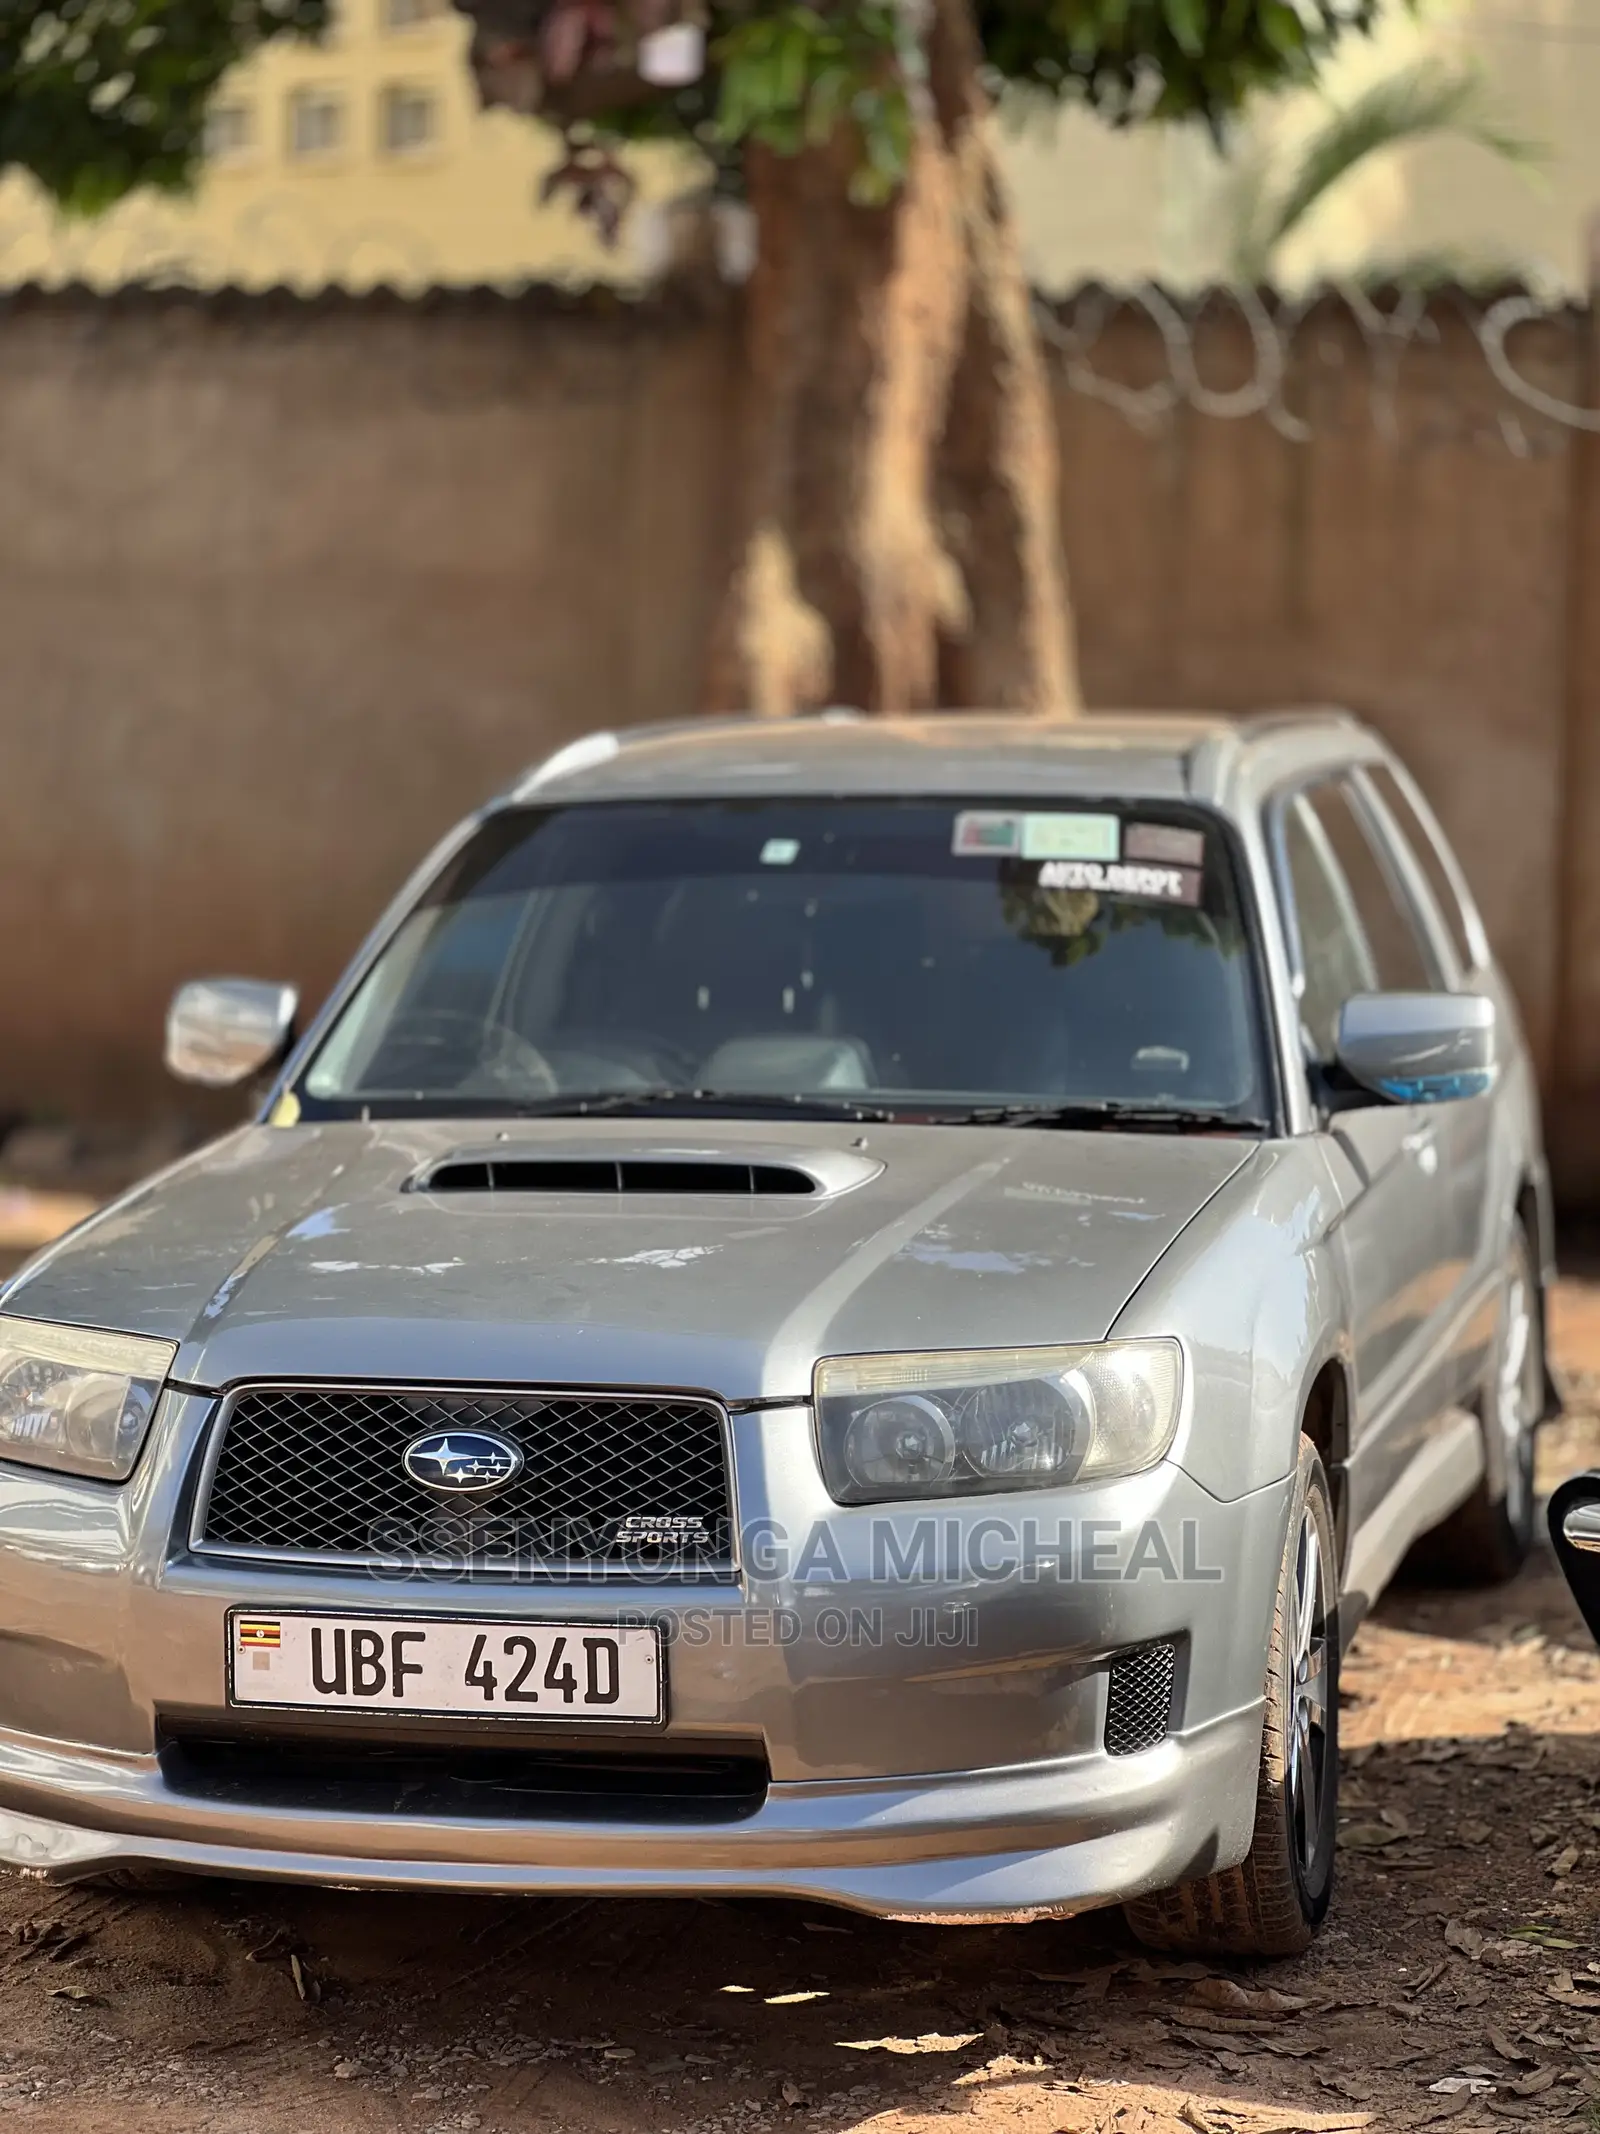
[0,1392,1286,1920]
[0,1702,1262,1921]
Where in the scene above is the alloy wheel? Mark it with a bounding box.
[1288,1504,1331,1880]
[1497,1255,1539,1533]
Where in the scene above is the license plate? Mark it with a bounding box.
[227,1611,664,1722]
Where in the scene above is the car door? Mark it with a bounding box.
[1274,778,1456,1530]
[1354,761,1498,1397]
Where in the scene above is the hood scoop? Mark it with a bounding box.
[418,1156,820,1197]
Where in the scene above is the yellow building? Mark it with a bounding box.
[0,0,691,291]
[1007,0,1600,296]
[0,0,1595,295]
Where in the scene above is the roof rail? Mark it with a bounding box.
[511,729,620,797]
[509,713,783,798]
[1234,708,1360,740]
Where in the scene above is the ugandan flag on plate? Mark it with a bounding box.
[237,1620,282,1650]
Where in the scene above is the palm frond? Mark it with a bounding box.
[1229,57,1545,284]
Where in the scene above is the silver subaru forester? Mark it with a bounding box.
[0,712,1553,1957]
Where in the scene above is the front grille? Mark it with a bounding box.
[161,1733,769,1824]
[1104,1640,1177,1756]
[193,1384,734,1578]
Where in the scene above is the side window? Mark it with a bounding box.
[1300,780,1443,993]
[1280,798,1374,1061]
[1363,763,1480,977]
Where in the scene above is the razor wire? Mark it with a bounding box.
[1036,282,1600,459]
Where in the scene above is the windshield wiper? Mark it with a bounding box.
[495,1088,903,1124]
[341,1088,1265,1132]
[950,1100,1271,1134]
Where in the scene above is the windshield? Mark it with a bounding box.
[300,797,1269,1122]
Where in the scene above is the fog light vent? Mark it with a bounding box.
[1104,1640,1177,1756]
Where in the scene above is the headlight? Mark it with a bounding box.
[0,1316,176,1482]
[814,1340,1183,1505]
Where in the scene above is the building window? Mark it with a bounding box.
[383,0,439,27]
[204,103,255,162]
[287,88,346,160]
[380,84,438,154]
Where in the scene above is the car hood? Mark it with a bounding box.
[4,1120,1256,1399]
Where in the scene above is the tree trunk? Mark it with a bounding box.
[704,0,1078,718]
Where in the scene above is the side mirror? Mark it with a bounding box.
[1550,1475,1600,1650]
[165,978,299,1089]
[1334,992,1496,1106]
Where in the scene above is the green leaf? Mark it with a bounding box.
[1259,2,1306,62]
[1162,0,1205,60]
[773,20,809,114]
[805,64,850,145]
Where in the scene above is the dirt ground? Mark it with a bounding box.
[6,1230,1600,2133]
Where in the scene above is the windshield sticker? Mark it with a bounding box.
[759,837,801,865]
[1124,822,1206,868]
[1021,813,1121,862]
[1037,858,1202,906]
[952,811,1124,860]
[952,811,1022,856]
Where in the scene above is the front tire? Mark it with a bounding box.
[1124,1435,1339,1958]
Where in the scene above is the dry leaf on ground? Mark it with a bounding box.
[1509,2066,1558,2096]
[1320,2072,1379,2101]
[1340,1822,1403,1851]
[1485,2029,1536,2065]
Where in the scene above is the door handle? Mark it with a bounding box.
[1402,1126,1440,1175]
